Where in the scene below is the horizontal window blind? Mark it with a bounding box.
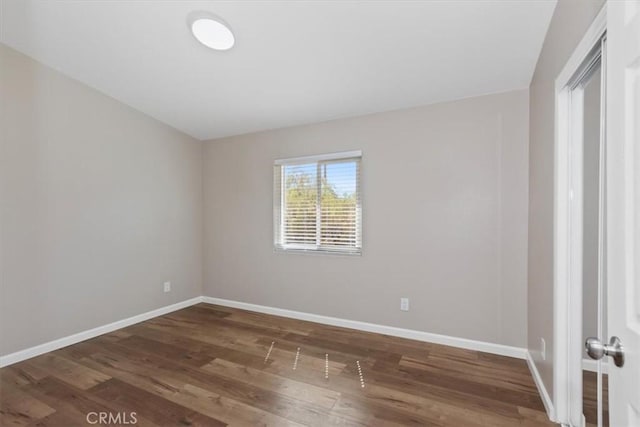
[274,152,362,254]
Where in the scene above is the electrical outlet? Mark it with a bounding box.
[541,338,546,361]
[400,298,410,311]
[163,281,171,293]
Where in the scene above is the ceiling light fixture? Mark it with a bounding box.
[190,16,235,51]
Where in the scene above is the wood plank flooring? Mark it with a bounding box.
[584,371,609,427]
[0,304,556,426]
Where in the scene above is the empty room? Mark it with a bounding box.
[1,0,638,426]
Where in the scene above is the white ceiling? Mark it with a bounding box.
[1,0,556,141]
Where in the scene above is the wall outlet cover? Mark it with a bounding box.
[163,282,171,293]
[400,298,409,311]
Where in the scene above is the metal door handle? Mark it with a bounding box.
[585,336,625,367]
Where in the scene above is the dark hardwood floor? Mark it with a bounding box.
[0,304,555,426]
[584,370,609,427]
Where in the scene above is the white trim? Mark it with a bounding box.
[555,7,607,93]
[0,293,531,370]
[582,358,609,374]
[553,5,607,425]
[201,296,527,359]
[527,351,556,422]
[554,80,572,424]
[0,294,530,369]
[274,150,362,165]
[274,246,362,256]
[0,297,203,368]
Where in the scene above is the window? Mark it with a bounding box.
[274,151,362,254]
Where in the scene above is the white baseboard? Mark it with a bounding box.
[526,351,556,422]
[0,296,203,368]
[0,295,529,369]
[0,294,555,426]
[582,358,609,374]
[201,296,527,359]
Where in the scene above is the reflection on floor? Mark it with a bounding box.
[584,370,609,427]
[0,303,556,426]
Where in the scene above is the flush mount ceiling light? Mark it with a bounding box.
[190,16,234,51]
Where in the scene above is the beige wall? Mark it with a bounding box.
[0,44,203,356]
[527,0,605,402]
[204,89,529,347]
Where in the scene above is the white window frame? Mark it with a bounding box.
[274,150,362,255]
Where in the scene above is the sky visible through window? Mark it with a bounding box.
[284,161,357,197]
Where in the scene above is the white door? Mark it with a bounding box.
[606,1,640,426]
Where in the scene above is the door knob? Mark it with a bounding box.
[585,336,625,367]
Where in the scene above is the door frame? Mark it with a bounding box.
[553,5,607,426]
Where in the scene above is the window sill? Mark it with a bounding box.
[274,247,362,257]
